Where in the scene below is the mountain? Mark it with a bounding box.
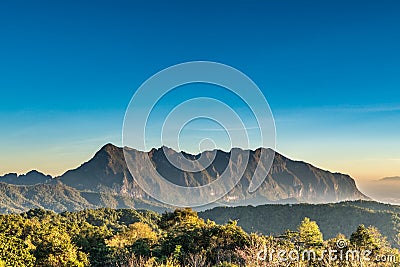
[0,143,368,213]
[59,143,137,194]
[59,144,368,205]
[199,200,400,247]
[0,170,51,185]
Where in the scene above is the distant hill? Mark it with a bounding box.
[0,143,368,213]
[0,170,51,185]
[199,200,400,247]
[380,176,400,182]
[357,177,400,205]
[0,182,169,214]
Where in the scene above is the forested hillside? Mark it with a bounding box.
[200,201,400,247]
[0,182,169,214]
[1,206,399,266]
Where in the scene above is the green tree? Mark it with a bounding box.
[211,220,249,264]
[159,208,207,259]
[107,221,159,261]
[297,217,324,267]
[32,226,89,267]
[0,233,35,267]
[106,222,158,249]
[73,225,113,266]
[298,217,323,247]
[350,225,379,251]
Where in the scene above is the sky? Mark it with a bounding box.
[0,0,399,183]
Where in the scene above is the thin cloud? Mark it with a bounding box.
[189,126,262,132]
[330,104,400,113]
[275,104,400,116]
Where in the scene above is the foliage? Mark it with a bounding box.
[350,224,379,251]
[298,217,323,247]
[0,233,35,266]
[0,206,399,266]
[200,200,400,246]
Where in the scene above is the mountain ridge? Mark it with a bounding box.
[0,143,363,181]
[0,143,368,213]
[0,170,52,185]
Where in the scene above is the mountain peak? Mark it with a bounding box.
[67,143,368,203]
[100,143,119,152]
[1,143,368,207]
[25,170,48,176]
[95,143,124,160]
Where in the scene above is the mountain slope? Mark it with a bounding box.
[58,144,367,205]
[199,200,400,247]
[0,182,95,213]
[0,182,169,214]
[0,143,368,213]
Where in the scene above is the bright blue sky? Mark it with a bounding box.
[1,0,399,181]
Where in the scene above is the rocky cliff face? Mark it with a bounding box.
[58,144,368,205]
[0,143,368,213]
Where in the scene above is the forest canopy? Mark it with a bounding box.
[0,206,399,267]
